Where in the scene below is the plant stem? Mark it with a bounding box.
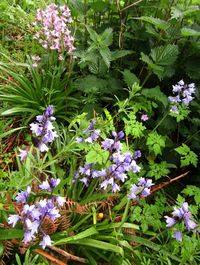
[118,197,131,233]
[152,111,169,132]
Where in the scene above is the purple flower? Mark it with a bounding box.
[165,202,197,240]
[34,4,75,58]
[55,196,66,207]
[129,178,154,201]
[164,216,177,227]
[23,231,35,244]
[169,80,196,113]
[170,106,179,114]
[101,139,114,150]
[173,230,182,242]
[30,106,58,152]
[40,234,53,249]
[39,180,51,191]
[141,114,149,121]
[8,214,20,227]
[16,186,31,203]
[134,150,141,159]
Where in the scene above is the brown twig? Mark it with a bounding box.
[48,245,88,264]
[121,0,144,12]
[150,171,189,194]
[34,249,68,265]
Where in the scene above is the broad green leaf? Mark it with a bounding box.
[99,47,111,68]
[123,69,139,87]
[65,238,124,256]
[181,27,200,37]
[124,235,181,263]
[139,16,169,30]
[0,229,24,240]
[111,50,133,61]
[54,227,98,245]
[142,86,168,108]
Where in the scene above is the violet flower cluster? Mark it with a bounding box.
[74,130,141,192]
[75,119,101,144]
[129,177,154,201]
[34,4,75,59]
[30,105,58,152]
[8,178,65,249]
[168,80,196,114]
[165,202,197,242]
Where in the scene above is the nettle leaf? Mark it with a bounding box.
[181,27,200,37]
[86,143,109,165]
[99,46,111,68]
[111,50,133,61]
[141,45,179,80]
[175,144,198,167]
[146,161,170,180]
[123,112,146,138]
[146,131,166,156]
[139,16,170,30]
[150,44,178,66]
[142,86,168,108]
[171,5,199,19]
[101,28,113,46]
[123,69,139,87]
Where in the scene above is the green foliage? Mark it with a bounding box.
[141,45,179,80]
[175,144,198,167]
[146,131,166,156]
[146,161,170,180]
[123,112,146,138]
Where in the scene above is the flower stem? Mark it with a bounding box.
[118,198,131,233]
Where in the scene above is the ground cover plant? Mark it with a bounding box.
[0,0,200,264]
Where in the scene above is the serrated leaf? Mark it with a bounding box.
[147,161,170,180]
[101,28,113,46]
[181,27,200,37]
[175,144,198,167]
[111,50,133,61]
[86,144,109,165]
[150,44,178,66]
[123,112,146,138]
[146,131,166,156]
[99,47,111,68]
[123,69,139,87]
[142,86,168,108]
[139,16,170,30]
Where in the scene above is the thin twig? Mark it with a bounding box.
[34,249,68,265]
[48,245,88,264]
[121,0,144,12]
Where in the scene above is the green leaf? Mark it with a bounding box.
[124,235,181,263]
[182,185,200,205]
[139,16,170,30]
[175,144,198,167]
[101,28,113,46]
[0,229,24,240]
[123,112,146,138]
[142,86,168,108]
[146,161,170,180]
[111,50,133,61]
[146,131,166,156]
[55,227,98,245]
[86,143,109,165]
[99,47,111,68]
[181,27,200,37]
[123,69,139,87]
[65,238,124,256]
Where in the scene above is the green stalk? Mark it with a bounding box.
[118,198,131,233]
[152,111,169,132]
